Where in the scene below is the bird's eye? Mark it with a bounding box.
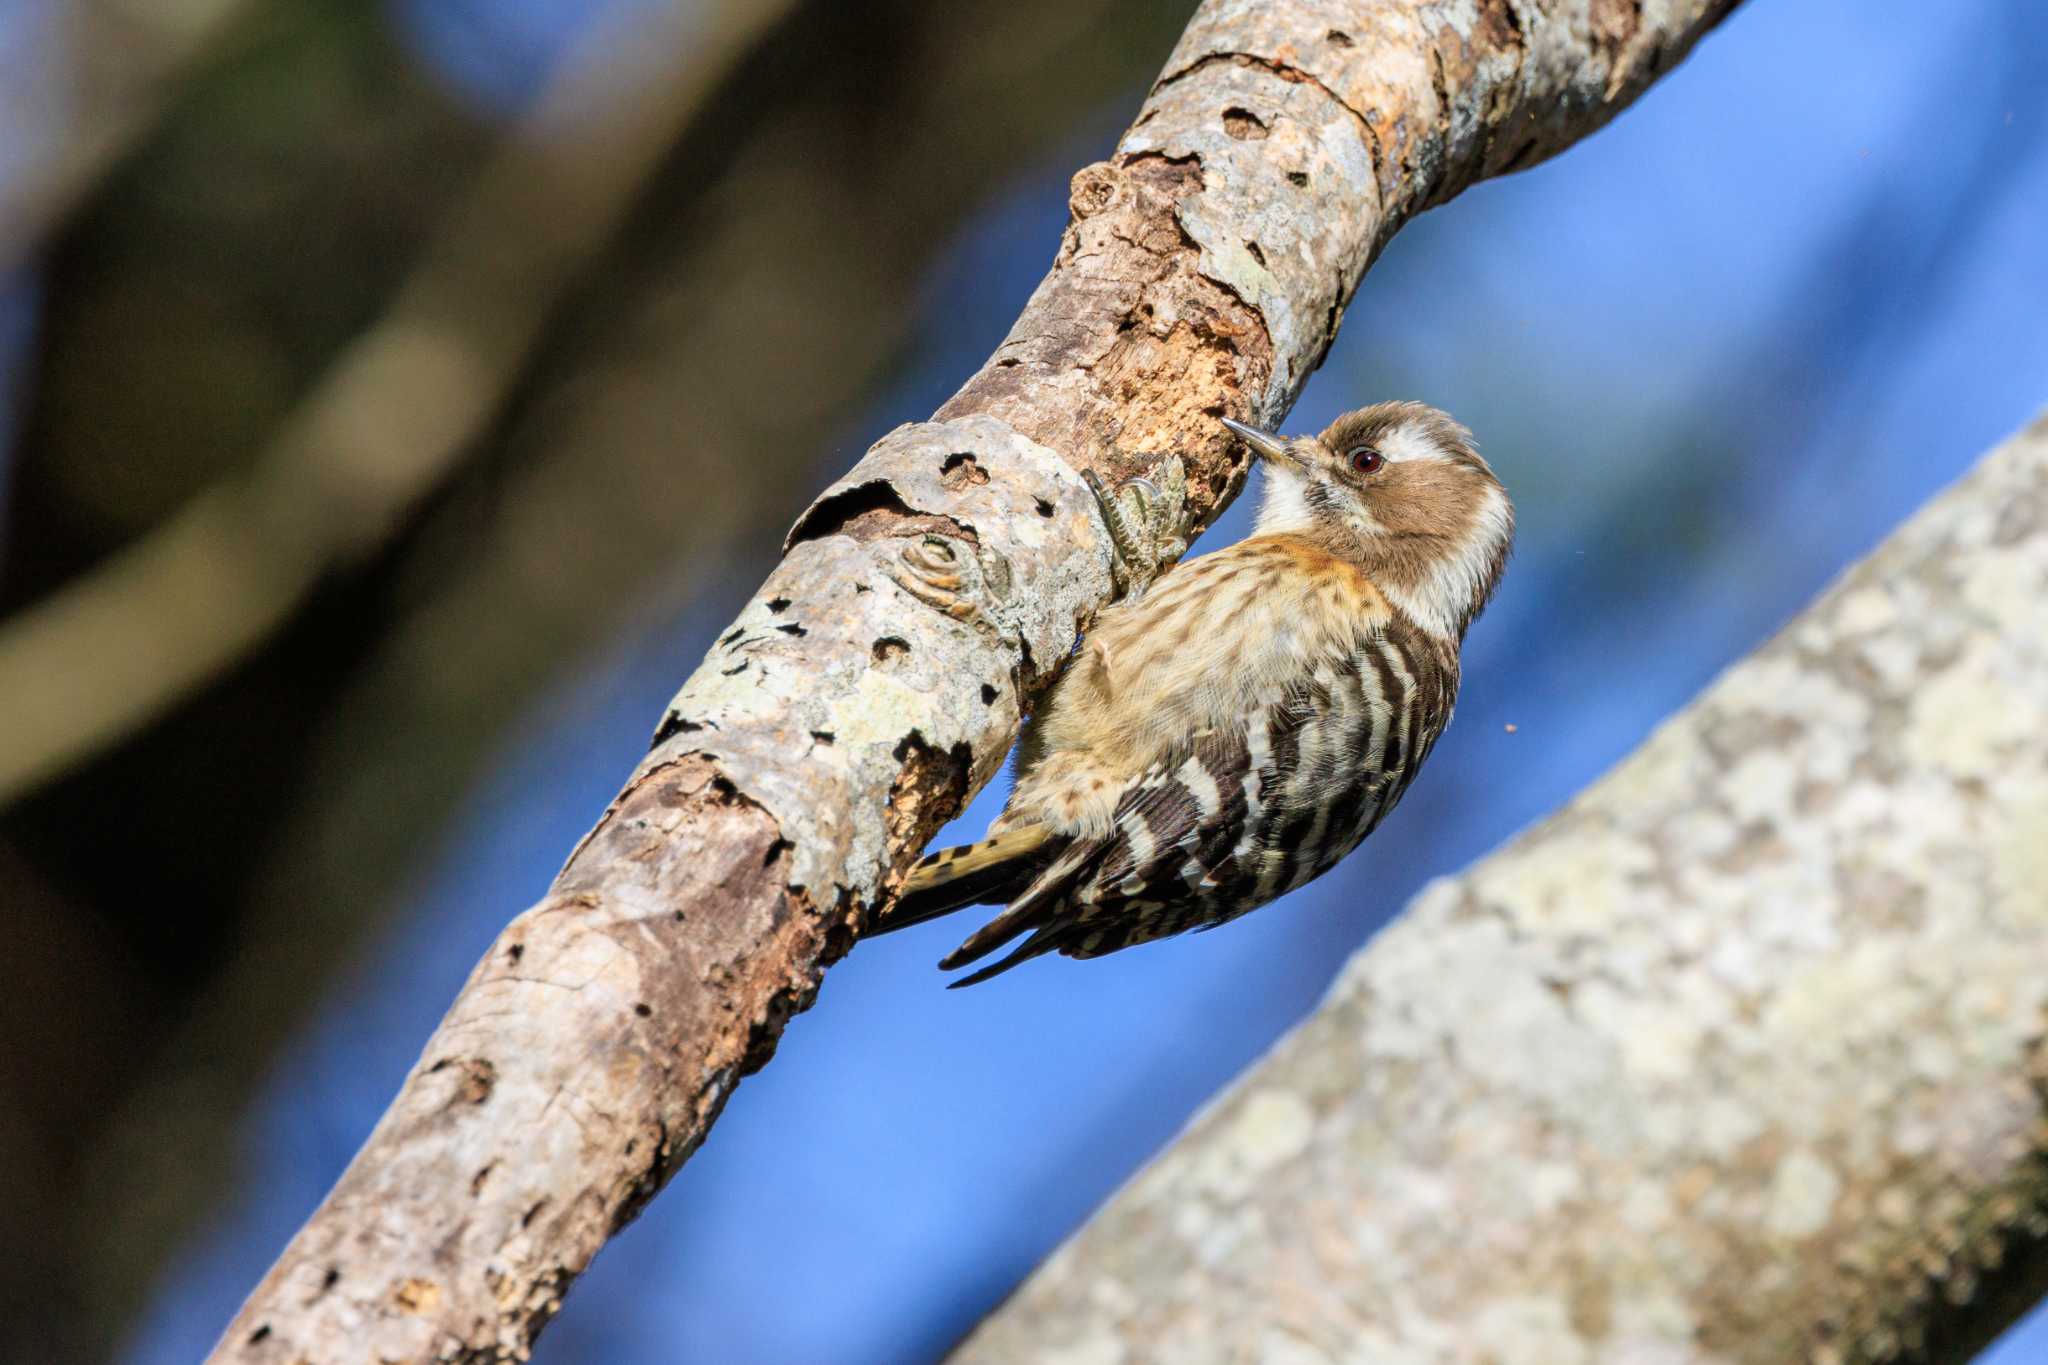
[1348,447,1385,475]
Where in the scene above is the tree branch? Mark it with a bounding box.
[214,2,1742,1359]
[953,411,2048,1364]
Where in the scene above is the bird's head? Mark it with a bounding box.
[1222,401,1514,640]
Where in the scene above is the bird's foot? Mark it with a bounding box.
[1084,456,1188,599]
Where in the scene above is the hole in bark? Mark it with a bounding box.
[634,1002,652,1018]
[1245,239,1266,267]
[786,479,923,547]
[940,453,991,490]
[981,684,998,705]
[1286,171,1310,188]
[1429,48,1451,137]
[767,596,791,612]
[1326,28,1354,46]
[765,837,794,867]
[721,660,749,677]
[996,357,1020,368]
[776,622,806,637]
[472,1164,495,1195]
[247,1326,271,1345]
[651,713,707,746]
[854,582,871,593]
[810,730,835,745]
[1478,0,1524,49]
[673,909,686,922]
[523,1199,549,1228]
[506,942,524,963]
[453,1059,495,1104]
[720,627,745,647]
[1222,107,1269,140]
[322,1267,340,1292]
[1034,497,1055,517]
[873,637,910,665]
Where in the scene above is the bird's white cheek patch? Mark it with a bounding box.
[1253,466,1319,537]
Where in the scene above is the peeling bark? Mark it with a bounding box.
[952,413,2048,1364]
[213,2,1740,1359]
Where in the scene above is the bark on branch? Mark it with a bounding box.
[953,413,2048,1364]
[215,2,1742,1359]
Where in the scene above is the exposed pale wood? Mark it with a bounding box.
[214,2,1741,1359]
[954,412,2048,1365]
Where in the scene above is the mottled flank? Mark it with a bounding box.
[952,414,2048,1364]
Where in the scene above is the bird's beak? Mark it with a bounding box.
[1220,417,1298,467]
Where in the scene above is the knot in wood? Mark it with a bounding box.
[883,532,1006,634]
[906,536,959,572]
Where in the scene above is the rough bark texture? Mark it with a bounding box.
[215,2,1741,1360]
[953,412,2048,1364]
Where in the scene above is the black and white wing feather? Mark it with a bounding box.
[940,624,1457,985]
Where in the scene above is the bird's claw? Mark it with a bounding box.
[1086,457,1189,599]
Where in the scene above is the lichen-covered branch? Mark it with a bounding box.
[214,3,1741,1360]
[953,411,2048,1365]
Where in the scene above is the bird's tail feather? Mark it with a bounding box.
[937,840,1096,983]
[872,825,1057,935]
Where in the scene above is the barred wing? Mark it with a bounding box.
[943,625,1457,985]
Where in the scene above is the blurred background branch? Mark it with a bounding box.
[0,0,797,803]
[0,0,258,277]
[956,411,2048,1363]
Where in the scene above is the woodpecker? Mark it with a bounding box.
[878,403,1514,986]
